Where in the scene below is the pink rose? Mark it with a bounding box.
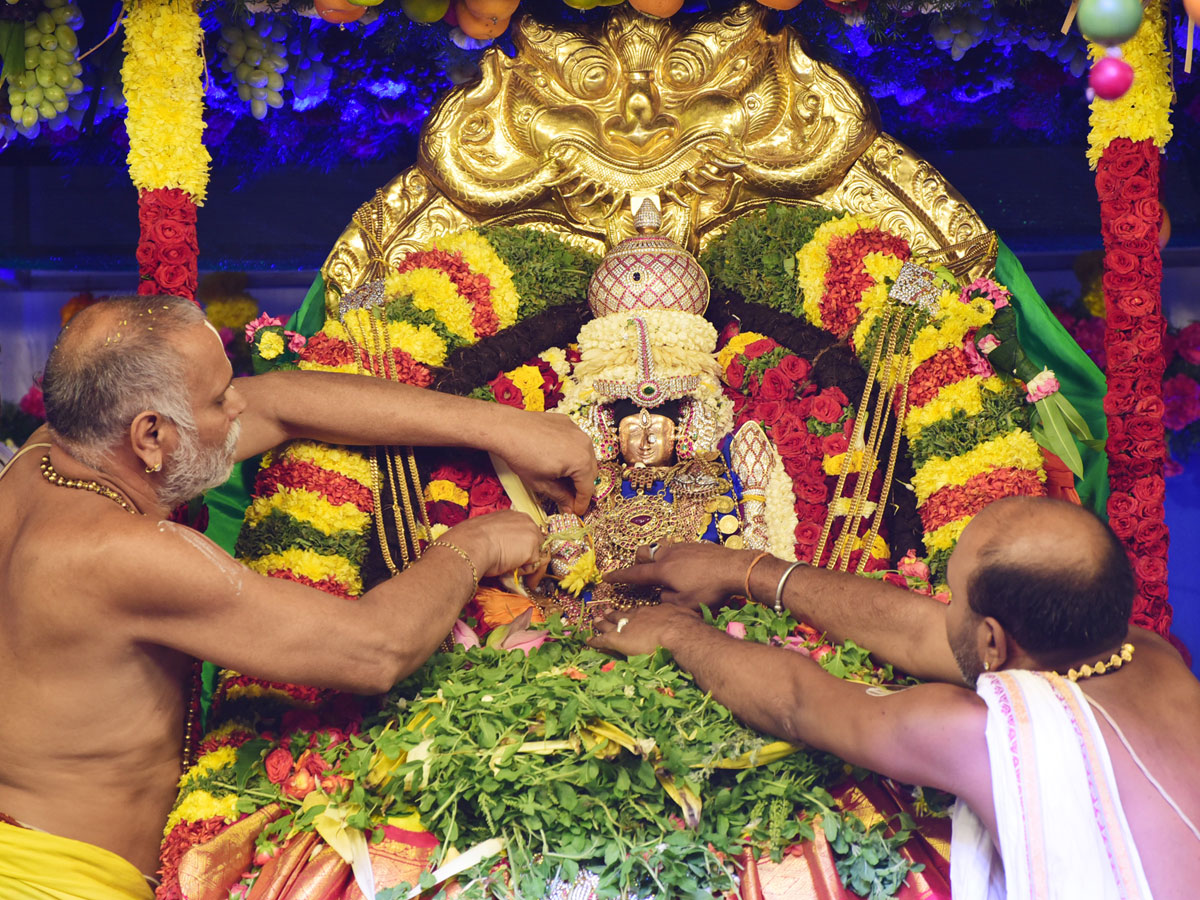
[725,621,747,639]
[281,769,315,800]
[897,551,930,582]
[245,313,284,343]
[977,333,1001,354]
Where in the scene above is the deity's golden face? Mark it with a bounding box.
[618,408,676,468]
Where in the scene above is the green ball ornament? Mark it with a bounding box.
[1077,0,1143,46]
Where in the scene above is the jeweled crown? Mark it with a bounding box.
[587,200,710,319]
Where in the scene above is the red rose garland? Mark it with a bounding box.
[136,188,200,303]
[1097,137,1170,635]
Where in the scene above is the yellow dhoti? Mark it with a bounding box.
[0,822,155,900]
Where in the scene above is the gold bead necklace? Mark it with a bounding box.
[1065,642,1135,682]
[40,455,139,516]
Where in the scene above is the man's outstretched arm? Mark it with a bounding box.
[232,371,597,514]
[606,543,963,683]
[589,605,991,807]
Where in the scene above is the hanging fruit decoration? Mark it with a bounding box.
[314,0,366,24]
[1076,0,1143,45]
[401,0,452,23]
[1088,52,1134,100]
[452,0,511,39]
[755,0,803,10]
[626,0,685,16]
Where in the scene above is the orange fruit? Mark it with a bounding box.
[315,0,367,21]
[756,0,802,8]
[454,0,510,39]
[464,0,520,19]
[626,0,685,17]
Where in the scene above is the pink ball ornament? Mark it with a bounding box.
[1088,56,1134,100]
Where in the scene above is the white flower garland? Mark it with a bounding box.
[764,443,799,561]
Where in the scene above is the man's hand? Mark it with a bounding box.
[439,510,546,579]
[605,542,753,610]
[495,412,597,516]
[588,604,702,657]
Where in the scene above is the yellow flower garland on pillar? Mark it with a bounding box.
[1085,0,1173,166]
[122,0,211,202]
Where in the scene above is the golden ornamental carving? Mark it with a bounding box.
[321,2,996,304]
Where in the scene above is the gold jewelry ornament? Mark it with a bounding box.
[616,617,630,634]
[984,661,990,671]
[773,561,804,615]
[1065,643,1135,682]
[145,462,162,474]
[41,456,139,515]
[429,540,479,590]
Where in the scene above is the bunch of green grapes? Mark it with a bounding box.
[6,0,84,137]
[216,14,288,121]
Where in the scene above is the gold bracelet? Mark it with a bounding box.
[743,551,771,603]
[429,541,479,589]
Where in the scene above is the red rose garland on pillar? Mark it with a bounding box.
[1097,137,1170,634]
[136,188,200,301]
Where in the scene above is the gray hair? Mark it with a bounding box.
[42,295,207,469]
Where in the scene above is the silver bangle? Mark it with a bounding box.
[773,562,803,614]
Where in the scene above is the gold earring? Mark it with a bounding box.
[983,661,990,671]
[145,462,161,474]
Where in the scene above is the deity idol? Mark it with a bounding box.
[537,200,796,616]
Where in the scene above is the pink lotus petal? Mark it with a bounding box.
[725,621,747,640]
[451,619,480,650]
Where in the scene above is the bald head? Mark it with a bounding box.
[42,295,207,469]
[956,496,1134,664]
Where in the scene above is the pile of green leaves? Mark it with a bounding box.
[701,204,838,318]
[207,604,921,899]
[478,226,600,319]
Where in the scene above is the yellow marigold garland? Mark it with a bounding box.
[121,0,210,203]
[387,268,477,342]
[794,215,874,328]
[509,364,547,412]
[425,480,470,506]
[246,549,364,596]
[909,292,994,368]
[432,232,520,328]
[286,442,373,486]
[1085,0,1173,166]
[905,376,1008,437]
[249,488,371,536]
[163,790,239,837]
[911,430,1045,504]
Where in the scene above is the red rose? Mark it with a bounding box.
[1122,174,1154,200]
[811,394,843,424]
[157,264,191,293]
[282,769,316,800]
[320,774,351,796]
[1106,143,1146,178]
[1107,249,1138,275]
[1127,416,1162,442]
[778,354,812,383]
[469,478,504,509]
[725,359,746,390]
[796,479,828,504]
[1134,375,1163,399]
[1109,514,1136,539]
[1134,396,1165,419]
[883,572,909,589]
[1113,290,1155,317]
[743,338,776,360]
[1107,343,1137,369]
[1123,238,1157,257]
[1132,329,1164,357]
[794,396,814,419]
[821,432,849,457]
[1095,169,1121,201]
[1128,480,1166,508]
[795,522,822,545]
[1132,440,1164,460]
[1141,580,1169,601]
[1134,198,1162,226]
[1127,458,1155,478]
[1107,374,1134,399]
[265,748,294,784]
[758,368,793,401]
[1103,270,1143,294]
[1107,308,1135,332]
[490,376,524,409]
[774,431,810,459]
[159,243,192,265]
[754,400,785,426]
[1107,434,1133,454]
[429,500,468,525]
[1103,393,1132,416]
[1134,555,1168,583]
[1111,213,1154,245]
[1108,493,1137,517]
[302,751,331,775]
[431,462,477,490]
[150,218,188,246]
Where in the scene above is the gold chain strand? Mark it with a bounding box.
[40,455,139,515]
[407,447,432,554]
[1066,643,1135,681]
[372,310,424,564]
[812,309,892,567]
[831,306,908,570]
[857,318,918,574]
